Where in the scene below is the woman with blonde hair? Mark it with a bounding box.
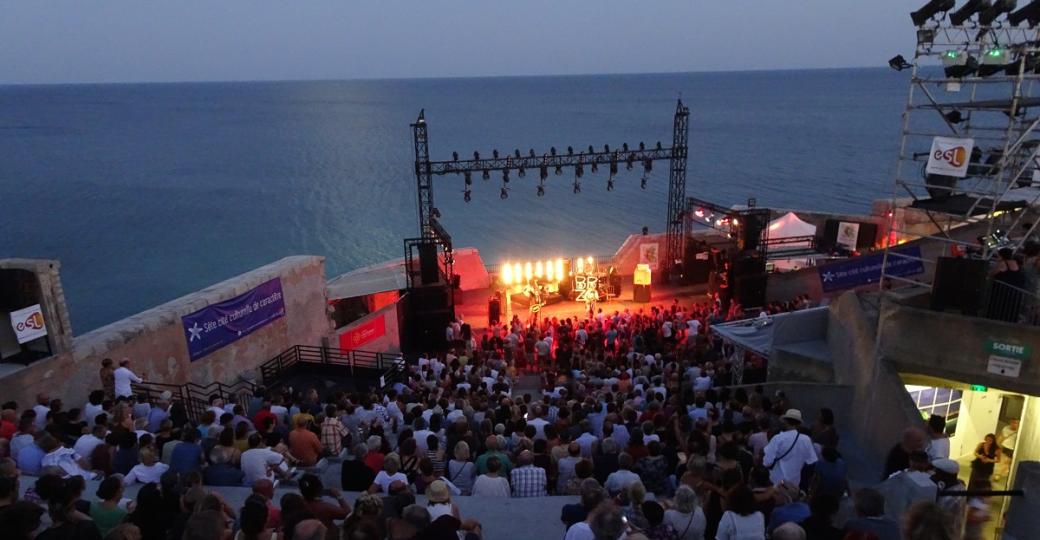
[370,452,408,494]
[124,447,169,485]
[447,441,477,495]
[665,485,707,540]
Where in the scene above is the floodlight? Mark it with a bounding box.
[640,176,648,190]
[573,181,581,194]
[912,0,956,26]
[942,50,979,77]
[1005,52,1040,74]
[492,149,499,159]
[482,169,490,180]
[889,55,913,71]
[944,110,965,123]
[463,189,471,203]
[980,47,1010,76]
[1008,0,1040,25]
[950,0,992,25]
[979,0,1016,25]
[500,186,508,199]
[607,178,615,191]
[501,262,512,285]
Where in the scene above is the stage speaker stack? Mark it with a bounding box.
[739,212,769,252]
[400,284,454,354]
[931,257,987,315]
[488,297,501,326]
[682,240,713,285]
[418,243,440,285]
[730,256,767,308]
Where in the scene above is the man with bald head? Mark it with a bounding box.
[883,427,926,479]
[510,450,547,497]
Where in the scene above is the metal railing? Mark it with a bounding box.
[983,279,1040,326]
[132,345,407,424]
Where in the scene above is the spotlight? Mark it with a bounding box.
[464,171,473,185]
[695,208,705,218]
[500,186,508,199]
[950,0,991,25]
[518,167,525,178]
[1009,0,1040,25]
[1006,52,1040,74]
[640,176,648,190]
[942,50,979,77]
[573,181,581,194]
[591,161,598,173]
[944,110,965,123]
[463,189,471,203]
[550,146,557,156]
[452,151,459,161]
[606,178,615,191]
[576,162,584,178]
[911,0,956,26]
[889,55,913,71]
[555,165,563,175]
[539,166,548,180]
[655,141,663,150]
[493,149,499,159]
[503,169,510,182]
[979,0,1016,25]
[916,28,937,45]
[979,47,1009,76]
[537,184,545,197]
[473,151,480,160]
[482,169,490,180]
[567,146,574,155]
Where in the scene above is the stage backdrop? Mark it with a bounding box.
[639,242,660,271]
[182,278,286,361]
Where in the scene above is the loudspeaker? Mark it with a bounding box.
[633,284,651,303]
[418,243,439,285]
[682,241,712,285]
[733,274,767,308]
[488,298,501,326]
[740,212,769,251]
[400,284,454,354]
[932,257,987,315]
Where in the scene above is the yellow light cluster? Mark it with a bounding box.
[500,258,567,285]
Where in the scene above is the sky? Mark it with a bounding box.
[1,1,918,85]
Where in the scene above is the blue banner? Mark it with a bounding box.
[182,278,285,361]
[818,246,925,293]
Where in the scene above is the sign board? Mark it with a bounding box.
[339,315,386,350]
[836,222,861,251]
[818,245,925,293]
[639,243,660,271]
[926,137,974,178]
[9,304,47,344]
[182,278,285,361]
[985,339,1030,379]
[574,275,600,303]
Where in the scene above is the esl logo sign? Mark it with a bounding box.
[926,136,974,178]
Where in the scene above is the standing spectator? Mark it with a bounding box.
[511,450,548,497]
[113,359,144,400]
[471,456,510,497]
[664,485,707,540]
[715,485,765,540]
[925,415,949,460]
[99,358,116,399]
[763,409,817,486]
[882,428,925,480]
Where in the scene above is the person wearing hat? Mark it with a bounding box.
[763,409,817,486]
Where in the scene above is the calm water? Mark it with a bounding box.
[0,69,908,332]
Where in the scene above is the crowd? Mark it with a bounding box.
[0,298,977,540]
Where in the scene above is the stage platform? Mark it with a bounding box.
[453,280,710,333]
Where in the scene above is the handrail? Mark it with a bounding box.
[983,278,1040,326]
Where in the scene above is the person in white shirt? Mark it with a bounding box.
[113,358,144,399]
[926,414,950,460]
[527,406,549,439]
[84,390,106,428]
[686,318,701,337]
[370,453,409,493]
[73,425,107,462]
[124,447,169,485]
[470,456,511,497]
[575,421,598,458]
[40,436,95,480]
[762,409,818,486]
[207,396,226,420]
[32,393,51,430]
[240,433,289,486]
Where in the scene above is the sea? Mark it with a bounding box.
[0,68,909,332]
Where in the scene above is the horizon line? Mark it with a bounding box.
[0,64,892,88]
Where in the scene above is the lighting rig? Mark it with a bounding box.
[410,100,691,282]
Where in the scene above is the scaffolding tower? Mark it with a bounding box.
[882,12,1040,290]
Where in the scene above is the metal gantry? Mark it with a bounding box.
[882,14,1040,289]
[410,100,691,279]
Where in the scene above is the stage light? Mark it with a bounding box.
[463,189,471,203]
[503,169,510,182]
[591,161,598,173]
[916,28,937,45]
[555,165,563,175]
[1006,52,1040,74]
[622,143,629,152]
[567,146,574,155]
[514,149,521,159]
[524,262,533,281]
[518,167,525,178]
[513,263,522,283]
[695,208,705,218]
[604,144,610,153]
[979,47,1009,76]
[889,55,913,71]
[575,257,584,274]
[945,110,965,123]
[539,166,548,180]
[732,218,740,226]
[464,172,472,185]
[942,50,979,77]
[912,0,956,26]
[500,186,508,199]
[452,151,459,161]
[1009,0,1040,25]
[643,158,653,173]
[550,146,557,156]
[535,261,544,278]
[626,154,635,170]
[576,162,584,178]
[587,256,594,271]
[607,178,615,191]
[979,0,1016,25]
[545,260,554,281]
[656,141,663,150]
[501,263,513,285]
[951,0,991,25]
[573,181,581,194]
[474,151,480,160]
[555,259,564,280]
[640,176,648,189]
[482,169,490,180]
[529,149,536,158]
[493,149,499,159]
[537,184,545,197]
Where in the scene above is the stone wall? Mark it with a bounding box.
[0,256,332,407]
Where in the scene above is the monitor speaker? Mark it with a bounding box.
[418,243,439,285]
[932,257,986,315]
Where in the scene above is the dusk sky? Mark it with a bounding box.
[3,1,917,84]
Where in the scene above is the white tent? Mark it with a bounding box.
[766,212,818,271]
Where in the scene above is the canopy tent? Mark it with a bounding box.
[766,212,818,271]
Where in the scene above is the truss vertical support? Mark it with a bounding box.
[412,110,435,238]
[666,99,690,280]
